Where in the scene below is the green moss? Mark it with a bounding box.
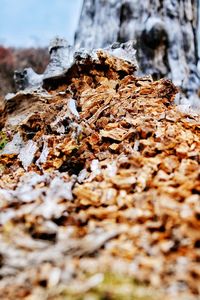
[89,273,156,300]
[0,131,8,150]
[50,272,159,300]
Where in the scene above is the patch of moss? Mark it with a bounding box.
[88,273,156,300]
[50,272,159,300]
[0,131,8,150]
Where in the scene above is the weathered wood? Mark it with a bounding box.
[75,0,200,99]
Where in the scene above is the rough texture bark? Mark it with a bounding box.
[75,0,200,100]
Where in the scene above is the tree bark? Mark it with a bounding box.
[75,0,200,99]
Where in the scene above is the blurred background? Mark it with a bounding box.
[0,0,83,95]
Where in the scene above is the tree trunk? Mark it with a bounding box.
[75,0,200,100]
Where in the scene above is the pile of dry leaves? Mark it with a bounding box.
[0,41,200,300]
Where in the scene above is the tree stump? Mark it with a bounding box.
[75,0,200,99]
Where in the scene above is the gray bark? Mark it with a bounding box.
[75,0,200,99]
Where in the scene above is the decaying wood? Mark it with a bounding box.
[0,39,200,299]
[75,0,200,102]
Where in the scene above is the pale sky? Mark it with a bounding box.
[0,0,83,48]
